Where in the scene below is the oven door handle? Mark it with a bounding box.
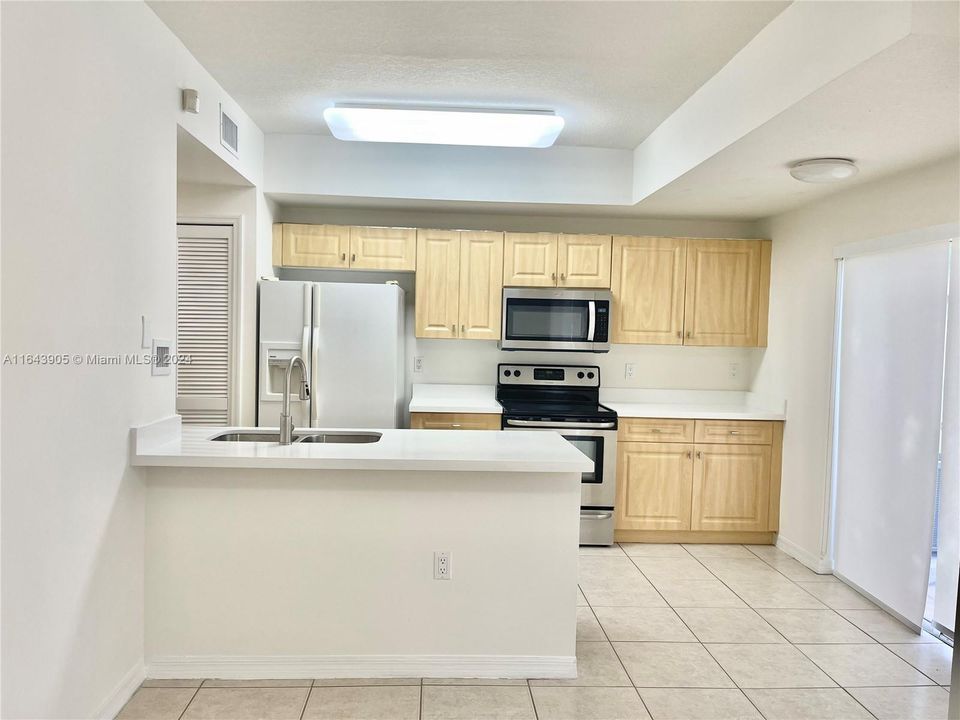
[587,300,596,342]
[580,511,613,520]
[505,418,616,429]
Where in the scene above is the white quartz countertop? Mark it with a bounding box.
[131,416,592,473]
[409,384,502,414]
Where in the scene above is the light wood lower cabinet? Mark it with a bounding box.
[615,418,783,543]
[410,413,501,430]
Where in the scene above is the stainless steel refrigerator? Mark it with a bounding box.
[257,280,405,429]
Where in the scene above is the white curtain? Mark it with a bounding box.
[935,241,958,632]
[833,240,950,630]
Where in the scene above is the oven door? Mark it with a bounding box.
[500,288,606,352]
[561,432,616,508]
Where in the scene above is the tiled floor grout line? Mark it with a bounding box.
[525,678,540,720]
[297,684,312,720]
[418,680,423,720]
[175,684,203,720]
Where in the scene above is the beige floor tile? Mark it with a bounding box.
[706,644,836,689]
[531,687,651,720]
[796,643,934,687]
[578,606,606,640]
[421,685,535,720]
[639,688,761,719]
[682,544,755,559]
[846,686,950,720]
[885,641,953,684]
[654,580,747,608]
[580,556,647,583]
[581,581,668,608]
[794,581,876,610]
[423,679,527,686]
[530,641,632,687]
[675,608,785,644]
[697,558,781,582]
[725,579,826,609]
[620,543,691,558]
[744,545,792,563]
[760,558,835,583]
[313,679,420,686]
[577,586,589,606]
[594,607,696,642]
[580,544,627,556]
[613,642,734,688]
[744,688,872,719]
[140,679,202,688]
[303,685,420,720]
[116,688,197,720]
[631,557,714,583]
[203,679,312,687]
[838,609,939,643]
[755,609,874,644]
[181,687,309,720]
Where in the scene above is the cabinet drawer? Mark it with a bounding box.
[410,413,501,430]
[694,420,773,445]
[619,418,695,443]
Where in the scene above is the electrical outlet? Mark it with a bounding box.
[729,362,740,379]
[414,356,424,374]
[625,363,636,380]
[434,551,451,580]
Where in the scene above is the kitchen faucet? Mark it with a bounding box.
[279,356,309,445]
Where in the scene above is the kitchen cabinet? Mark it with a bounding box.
[614,418,783,543]
[280,224,351,269]
[415,230,504,340]
[504,232,613,288]
[349,226,417,271]
[610,237,771,347]
[611,236,686,344]
[410,412,501,430]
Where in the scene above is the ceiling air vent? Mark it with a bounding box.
[220,104,239,157]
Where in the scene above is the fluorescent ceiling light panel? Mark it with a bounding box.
[323,105,564,148]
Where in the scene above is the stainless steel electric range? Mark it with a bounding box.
[497,363,618,546]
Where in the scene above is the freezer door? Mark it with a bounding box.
[257,281,312,428]
[311,282,404,429]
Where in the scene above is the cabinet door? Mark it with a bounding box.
[503,232,558,287]
[610,236,686,344]
[281,224,350,268]
[691,444,771,531]
[410,413,501,430]
[616,442,694,531]
[349,226,417,270]
[458,231,504,340]
[683,239,762,346]
[557,234,612,288]
[415,230,460,339]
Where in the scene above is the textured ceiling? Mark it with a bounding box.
[150,1,787,148]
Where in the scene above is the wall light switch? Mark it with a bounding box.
[625,363,636,380]
[141,315,152,349]
[414,356,424,374]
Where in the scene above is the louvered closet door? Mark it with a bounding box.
[176,224,235,425]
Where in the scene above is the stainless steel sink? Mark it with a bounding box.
[296,432,382,444]
[209,430,381,444]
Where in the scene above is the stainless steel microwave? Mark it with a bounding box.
[500,288,611,352]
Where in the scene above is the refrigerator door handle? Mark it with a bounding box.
[310,326,320,429]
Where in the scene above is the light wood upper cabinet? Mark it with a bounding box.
[683,239,765,347]
[349,226,417,271]
[503,233,559,287]
[458,231,504,340]
[611,236,686,344]
[616,442,694,531]
[691,443,771,532]
[558,234,612,288]
[280,224,350,268]
[415,230,460,339]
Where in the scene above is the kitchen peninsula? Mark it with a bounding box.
[131,417,591,681]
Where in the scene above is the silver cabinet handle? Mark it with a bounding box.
[341,253,346,261]
[696,450,702,459]
[686,450,693,459]
[651,428,662,433]
[560,273,566,281]
[580,512,613,520]
[551,272,557,282]
[451,324,456,335]
[729,430,740,435]
[686,330,692,338]
[351,253,356,262]
[450,424,461,428]
[461,324,465,333]
[676,331,682,338]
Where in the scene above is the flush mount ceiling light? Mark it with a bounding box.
[789,158,859,183]
[322,104,565,148]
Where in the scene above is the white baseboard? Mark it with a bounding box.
[95,659,145,720]
[146,654,576,680]
[776,535,833,574]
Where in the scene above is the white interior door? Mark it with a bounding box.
[935,241,958,633]
[833,240,950,630]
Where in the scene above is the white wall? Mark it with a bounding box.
[1,3,263,717]
[754,156,960,569]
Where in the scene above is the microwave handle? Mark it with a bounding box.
[587,300,596,342]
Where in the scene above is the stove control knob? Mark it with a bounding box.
[503,369,511,377]
[577,371,585,379]
[513,370,521,377]
[587,372,595,379]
